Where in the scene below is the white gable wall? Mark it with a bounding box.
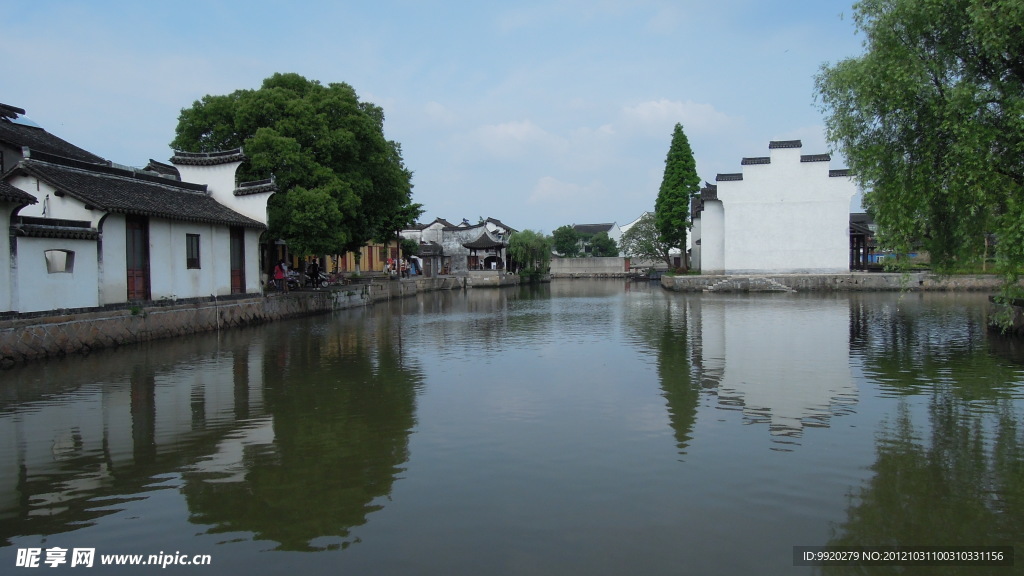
[701,143,856,275]
[9,175,98,225]
[174,161,270,226]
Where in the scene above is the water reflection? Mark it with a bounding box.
[1,284,1023,575]
[0,309,423,552]
[182,314,422,551]
[825,293,1024,573]
[688,295,858,447]
[0,329,265,545]
[622,290,698,456]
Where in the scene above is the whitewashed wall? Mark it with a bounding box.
[716,147,854,274]
[690,215,702,272]
[700,200,725,275]
[98,214,128,306]
[1,204,15,312]
[14,236,99,312]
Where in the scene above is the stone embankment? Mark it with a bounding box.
[661,272,1009,293]
[0,275,481,367]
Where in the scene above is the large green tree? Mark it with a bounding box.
[816,0,1024,304]
[171,73,416,259]
[551,225,581,257]
[589,231,619,257]
[654,123,700,271]
[621,212,674,268]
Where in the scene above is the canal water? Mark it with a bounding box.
[1,280,1022,575]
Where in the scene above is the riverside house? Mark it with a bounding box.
[1,104,276,314]
[690,140,856,275]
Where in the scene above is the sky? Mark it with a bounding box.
[3,0,866,234]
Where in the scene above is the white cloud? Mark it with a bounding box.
[528,176,608,206]
[620,99,744,136]
[418,101,460,129]
[474,120,564,159]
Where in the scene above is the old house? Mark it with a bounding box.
[1,104,276,313]
[571,222,621,255]
[690,140,856,275]
[400,217,517,275]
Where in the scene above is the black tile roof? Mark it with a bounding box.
[170,149,246,166]
[801,154,831,163]
[418,241,443,256]
[144,159,181,180]
[0,180,37,205]
[700,183,718,201]
[13,216,99,240]
[716,173,743,182]
[0,112,106,164]
[690,195,704,219]
[768,140,802,149]
[485,217,517,233]
[462,232,506,250]
[572,223,615,235]
[235,177,278,197]
[741,156,771,165]
[0,103,26,118]
[829,169,851,177]
[442,217,517,233]
[12,150,265,229]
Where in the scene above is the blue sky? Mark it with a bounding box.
[4,0,864,234]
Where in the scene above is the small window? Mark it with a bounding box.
[379,247,387,260]
[44,250,75,273]
[186,234,201,269]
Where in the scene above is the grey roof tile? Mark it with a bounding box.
[0,113,106,164]
[0,181,37,205]
[14,151,265,229]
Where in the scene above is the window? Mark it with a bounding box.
[186,234,201,269]
[44,250,75,273]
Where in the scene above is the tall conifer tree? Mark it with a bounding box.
[654,123,700,271]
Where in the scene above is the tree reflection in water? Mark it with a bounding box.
[825,294,1024,575]
[181,310,424,552]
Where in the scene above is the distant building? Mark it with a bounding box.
[401,217,517,275]
[690,140,856,275]
[571,222,620,255]
[619,212,682,270]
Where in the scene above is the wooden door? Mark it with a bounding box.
[230,227,245,294]
[125,216,150,300]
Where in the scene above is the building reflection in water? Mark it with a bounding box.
[687,294,858,448]
[182,312,423,551]
[0,329,270,545]
[0,309,423,552]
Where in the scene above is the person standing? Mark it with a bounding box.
[273,260,288,292]
[307,259,320,289]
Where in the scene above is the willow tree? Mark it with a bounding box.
[816,0,1024,312]
[654,123,700,271]
[171,73,416,260]
[508,230,553,280]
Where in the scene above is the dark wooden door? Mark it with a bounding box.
[230,227,245,294]
[125,216,150,300]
